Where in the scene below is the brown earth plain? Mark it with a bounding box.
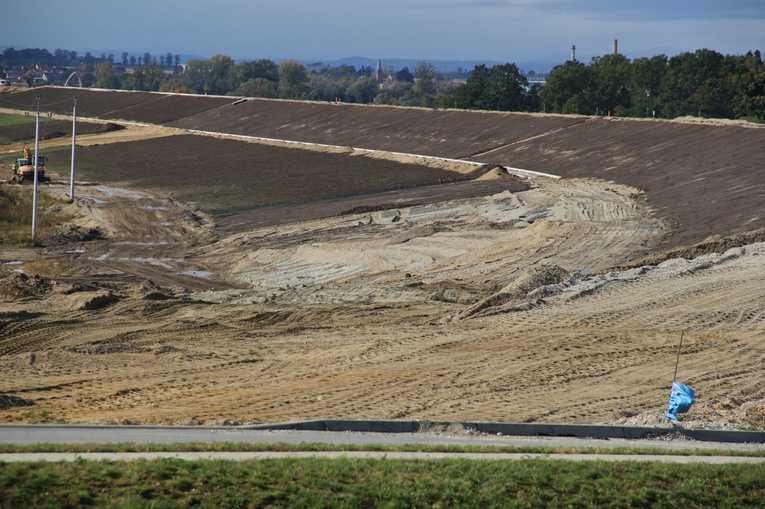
[0,87,764,430]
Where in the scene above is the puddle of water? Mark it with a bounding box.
[114,241,171,246]
[180,270,214,278]
[3,260,23,265]
[120,257,178,269]
[90,186,147,200]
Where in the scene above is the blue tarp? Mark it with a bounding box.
[666,381,696,421]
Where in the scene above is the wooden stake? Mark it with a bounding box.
[672,331,684,383]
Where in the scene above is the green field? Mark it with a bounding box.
[0,113,35,145]
[1,455,763,508]
[0,113,36,128]
[0,185,72,246]
[1,443,763,508]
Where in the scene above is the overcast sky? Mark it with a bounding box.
[2,1,763,71]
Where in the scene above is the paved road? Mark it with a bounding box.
[1,425,763,460]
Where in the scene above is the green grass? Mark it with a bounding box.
[0,113,36,128]
[0,456,762,508]
[0,185,72,245]
[1,441,763,457]
[0,113,37,145]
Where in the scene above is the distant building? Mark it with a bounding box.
[375,59,383,82]
[526,75,547,87]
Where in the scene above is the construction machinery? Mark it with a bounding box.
[10,145,50,183]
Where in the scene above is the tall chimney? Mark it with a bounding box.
[613,39,618,56]
[571,45,576,61]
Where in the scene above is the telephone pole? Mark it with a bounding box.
[32,95,41,243]
[69,97,77,199]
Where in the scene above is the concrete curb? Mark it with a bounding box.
[243,420,765,444]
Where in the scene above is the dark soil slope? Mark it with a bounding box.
[1,87,231,124]
[3,87,764,251]
[476,118,765,250]
[71,134,475,214]
[168,99,589,159]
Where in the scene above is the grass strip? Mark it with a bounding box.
[1,441,763,457]
[0,185,72,245]
[0,456,763,508]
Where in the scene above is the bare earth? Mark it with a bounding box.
[1,89,764,429]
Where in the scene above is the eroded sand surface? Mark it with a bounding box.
[2,173,763,428]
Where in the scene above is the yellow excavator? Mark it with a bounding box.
[10,145,50,183]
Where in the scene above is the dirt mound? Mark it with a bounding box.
[132,279,177,300]
[608,396,765,431]
[37,224,104,247]
[0,273,52,299]
[42,130,68,141]
[474,164,509,181]
[0,394,35,410]
[612,227,765,271]
[455,264,572,319]
[95,122,126,133]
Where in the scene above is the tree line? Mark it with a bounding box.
[3,47,763,122]
[539,49,764,120]
[1,47,180,68]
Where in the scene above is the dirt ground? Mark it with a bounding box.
[1,89,764,429]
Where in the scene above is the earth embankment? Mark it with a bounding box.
[3,86,763,251]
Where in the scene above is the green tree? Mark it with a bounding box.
[540,60,591,114]
[396,66,414,84]
[278,60,309,99]
[233,59,278,86]
[120,62,164,91]
[401,61,438,106]
[208,54,235,94]
[730,51,765,120]
[182,58,216,93]
[121,67,145,90]
[523,84,543,113]
[452,64,492,110]
[233,77,278,98]
[321,64,357,80]
[307,74,348,102]
[452,63,528,111]
[658,49,727,118]
[94,61,119,89]
[628,55,667,117]
[180,55,235,95]
[375,80,411,105]
[588,53,631,116]
[346,76,379,104]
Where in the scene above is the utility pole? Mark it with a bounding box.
[69,97,77,199]
[32,95,41,243]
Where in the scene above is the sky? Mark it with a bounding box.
[2,1,763,72]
